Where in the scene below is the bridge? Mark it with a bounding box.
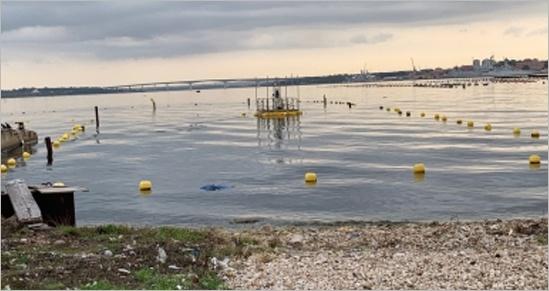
[104,77,299,92]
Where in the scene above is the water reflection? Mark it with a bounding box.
[256,116,302,150]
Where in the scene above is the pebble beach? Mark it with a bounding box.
[224,218,548,289]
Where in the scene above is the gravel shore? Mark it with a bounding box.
[223,218,548,289]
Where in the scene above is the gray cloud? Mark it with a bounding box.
[1,1,546,61]
[504,26,526,37]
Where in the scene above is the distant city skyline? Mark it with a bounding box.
[1,1,547,89]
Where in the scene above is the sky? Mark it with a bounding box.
[1,1,547,89]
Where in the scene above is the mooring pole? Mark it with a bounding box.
[94,106,100,134]
[247,98,251,108]
[45,137,53,165]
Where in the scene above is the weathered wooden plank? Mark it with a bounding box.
[5,179,42,224]
[30,186,88,194]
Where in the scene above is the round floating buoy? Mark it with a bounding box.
[386,108,391,112]
[513,128,521,136]
[406,111,411,117]
[434,114,440,120]
[397,111,402,115]
[456,119,463,125]
[53,182,65,188]
[139,180,152,191]
[413,163,425,174]
[379,106,384,110]
[62,133,70,140]
[394,108,400,112]
[441,116,447,122]
[241,113,246,117]
[531,130,540,138]
[73,124,82,131]
[484,123,492,131]
[53,140,61,148]
[467,121,474,128]
[1,164,7,173]
[22,152,31,159]
[304,172,317,183]
[70,129,78,135]
[529,154,541,164]
[420,112,425,117]
[7,158,16,168]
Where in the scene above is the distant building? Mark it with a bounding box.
[481,58,495,71]
[473,59,481,70]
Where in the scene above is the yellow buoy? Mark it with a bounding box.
[420,112,425,117]
[53,140,61,148]
[53,182,65,188]
[7,158,16,168]
[241,113,246,117]
[529,154,541,164]
[513,128,521,136]
[531,130,540,138]
[386,108,391,112]
[22,152,31,159]
[434,114,440,120]
[467,121,474,128]
[441,116,447,122]
[304,172,317,183]
[394,108,400,112]
[62,133,70,140]
[1,164,7,173]
[73,124,82,131]
[412,163,425,174]
[139,180,152,191]
[456,119,463,125]
[484,123,492,131]
[70,129,78,135]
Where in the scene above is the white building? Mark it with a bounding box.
[473,59,481,70]
[481,58,495,71]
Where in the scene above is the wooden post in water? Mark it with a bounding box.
[247,98,250,108]
[94,106,100,134]
[44,137,53,166]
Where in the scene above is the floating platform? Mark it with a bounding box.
[254,86,302,119]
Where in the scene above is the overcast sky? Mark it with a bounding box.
[1,1,547,88]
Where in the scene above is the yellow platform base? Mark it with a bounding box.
[255,110,302,119]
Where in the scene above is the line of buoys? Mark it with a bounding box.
[484,123,492,131]
[1,164,7,173]
[7,158,16,168]
[531,130,540,138]
[304,172,317,184]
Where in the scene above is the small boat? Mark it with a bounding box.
[1,122,38,153]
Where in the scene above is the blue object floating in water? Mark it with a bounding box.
[200,184,230,191]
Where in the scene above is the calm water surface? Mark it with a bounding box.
[1,81,547,226]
